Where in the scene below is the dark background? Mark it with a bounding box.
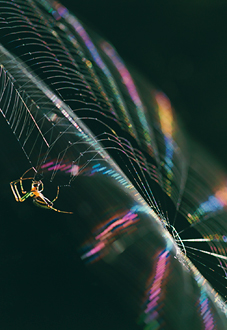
[63,0,227,169]
[1,2,227,328]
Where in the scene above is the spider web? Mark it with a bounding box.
[0,0,227,328]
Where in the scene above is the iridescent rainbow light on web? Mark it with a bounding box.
[81,209,140,263]
[184,184,227,271]
[145,250,169,316]
[193,268,216,330]
[155,92,174,185]
[41,161,75,173]
[188,185,227,225]
[90,163,133,189]
[139,249,169,329]
[80,203,159,264]
[100,41,154,156]
[199,288,215,330]
[54,2,136,138]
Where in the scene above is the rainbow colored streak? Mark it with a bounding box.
[53,2,136,138]
[155,92,174,185]
[187,184,227,224]
[194,270,216,330]
[100,41,155,156]
[80,209,140,263]
[139,249,169,329]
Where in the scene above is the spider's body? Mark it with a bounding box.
[10,168,73,214]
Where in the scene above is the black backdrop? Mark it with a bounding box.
[62,0,227,168]
[0,1,227,329]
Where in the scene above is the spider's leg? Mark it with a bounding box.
[39,182,44,193]
[21,167,36,180]
[10,180,21,201]
[46,188,72,213]
[52,186,59,203]
[33,195,73,214]
[44,196,53,206]
[19,191,33,202]
[34,195,54,207]
[20,167,36,192]
[47,205,73,214]
[19,177,35,194]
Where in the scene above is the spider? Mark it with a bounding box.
[10,168,73,214]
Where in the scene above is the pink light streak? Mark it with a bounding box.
[100,41,144,111]
[81,242,105,260]
[48,164,66,171]
[145,250,169,319]
[41,161,54,168]
[199,295,215,330]
[95,212,138,240]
